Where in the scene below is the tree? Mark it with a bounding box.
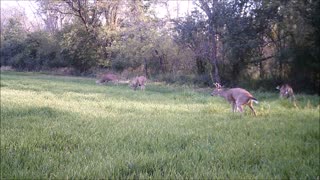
[59,24,101,72]
[174,11,208,75]
[0,14,27,69]
[219,0,269,84]
[196,0,221,83]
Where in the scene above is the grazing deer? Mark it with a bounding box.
[211,83,258,116]
[130,76,147,91]
[96,73,118,85]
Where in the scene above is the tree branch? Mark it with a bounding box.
[246,55,274,65]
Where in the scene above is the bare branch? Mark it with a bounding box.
[246,55,274,65]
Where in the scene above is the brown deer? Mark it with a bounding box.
[96,73,118,85]
[276,84,297,108]
[276,84,295,101]
[211,83,258,116]
[130,76,147,90]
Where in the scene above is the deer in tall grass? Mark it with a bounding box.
[130,76,147,91]
[211,83,258,116]
[276,84,297,107]
[276,84,295,101]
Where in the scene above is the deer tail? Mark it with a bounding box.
[251,97,259,104]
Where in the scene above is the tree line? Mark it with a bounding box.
[1,0,319,94]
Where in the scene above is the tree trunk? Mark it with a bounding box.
[144,58,148,78]
[196,57,206,75]
[259,61,264,79]
[279,57,283,80]
[212,57,220,83]
[232,62,240,83]
[159,54,166,74]
[210,39,220,83]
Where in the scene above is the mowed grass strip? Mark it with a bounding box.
[1,72,319,179]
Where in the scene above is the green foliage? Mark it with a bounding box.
[173,0,320,93]
[156,73,212,87]
[287,0,320,94]
[112,33,150,71]
[113,23,154,71]
[262,0,319,93]
[0,16,63,71]
[174,11,209,75]
[1,0,319,94]
[0,17,27,68]
[1,72,319,179]
[60,24,101,72]
[24,31,63,70]
[221,1,267,82]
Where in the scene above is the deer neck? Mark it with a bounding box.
[218,89,229,98]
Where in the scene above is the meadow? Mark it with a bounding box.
[1,71,319,179]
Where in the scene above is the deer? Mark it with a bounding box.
[276,84,295,101]
[211,83,258,116]
[130,76,147,91]
[276,84,297,107]
[96,73,118,85]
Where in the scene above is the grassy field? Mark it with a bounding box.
[1,71,319,179]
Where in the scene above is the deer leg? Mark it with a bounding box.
[234,100,242,113]
[280,94,283,99]
[290,94,295,102]
[237,104,243,113]
[248,102,257,116]
[231,102,236,112]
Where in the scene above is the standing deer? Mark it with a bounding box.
[211,83,258,116]
[96,73,118,85]
[130,76,147,91]
[276,84,297,107]
[276,84,295,101]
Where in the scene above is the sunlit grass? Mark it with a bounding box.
[1,71,319,179]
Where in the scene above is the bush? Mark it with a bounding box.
[60,25,100,72]
[155,73,194,85]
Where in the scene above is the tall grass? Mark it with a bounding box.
[1,71,319,179]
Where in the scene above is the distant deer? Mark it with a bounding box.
[211,83,258,116]
[96,73,118,85]
[276,84,297,108]
[130,76,147,91]
[276,84,295,101]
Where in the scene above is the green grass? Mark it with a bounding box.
[1,71,319,179]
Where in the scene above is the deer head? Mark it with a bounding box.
[211,83,224,96]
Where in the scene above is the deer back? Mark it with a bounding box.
[211,87,233,103]
[137,76,147,85]
[97,73,118,83]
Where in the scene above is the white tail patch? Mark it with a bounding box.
[252,100,259,104]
